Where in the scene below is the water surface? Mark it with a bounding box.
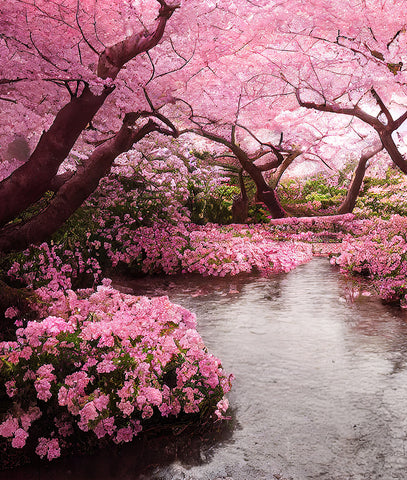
[4,258,407,480]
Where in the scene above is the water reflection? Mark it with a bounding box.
[0,419,236,480]
[3,258,407,480]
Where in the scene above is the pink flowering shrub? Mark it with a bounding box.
[331,215,407,307]
[5,222,314,292]
[0,281,232,463]
[87,222,314,276]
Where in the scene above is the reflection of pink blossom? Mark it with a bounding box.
[36,437,61,460]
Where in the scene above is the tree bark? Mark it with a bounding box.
[0,86,111,227]
[337,143,383,214]
[232,170,249,223]
[192,128,288,218]
[0,117,176,253]
[270,151,300,189]
[379,133,407,174]
[0,1,177,229]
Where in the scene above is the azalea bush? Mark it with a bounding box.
[355,168,407,218]
[278,173,347,216]
[89,145,230,229]
[330,215,407,307]
[4,223,314,294]
[0,280,232,464]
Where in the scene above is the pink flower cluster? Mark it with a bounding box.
[0,282,232,461]
[90,222,313,276]
[330,215,407,307]
[6,222,315,292]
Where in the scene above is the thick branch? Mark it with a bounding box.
[189,127,287,218]
[296,89,407,174]
[380,133,407,174]
[0,85,112,227]
[370,88,393,126]
[253,158,282,171]
[270,151,301,189]
[295,89,383,130]
[1,1,178,228]
[49,171,75,192]
[0,117,176,253]
[97,1,179,79]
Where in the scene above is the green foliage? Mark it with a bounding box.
[278,165,407,219]
[278,173,346,216]
[355,167,407,219]
[302,175,347,206]
[10,191,54,226]
[248,203,270,223]
[188,184,238,225]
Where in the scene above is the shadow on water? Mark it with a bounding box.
[0,415,237,480]
[4,257,407,480]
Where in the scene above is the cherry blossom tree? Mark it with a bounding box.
[3,0,407,249]
[271,0,407,174]
[0,0,180,252]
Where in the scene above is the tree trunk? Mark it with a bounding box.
[0,86,112,227]
[257,188,287,218]
[229,146,287,218]
[0,2,177,230]
[337,143,382,214]
[0,118,172,253]
[191,128,288,219]
[232,170,249,223]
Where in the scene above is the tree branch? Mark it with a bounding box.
[97,1,180,79]
[295,89,383,129]
[370,88,393,126]
[0,114,177,253]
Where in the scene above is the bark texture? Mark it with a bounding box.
[0,118,176,253]
[338,143,383,214]
[192,128,288,218]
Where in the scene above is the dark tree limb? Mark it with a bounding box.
[0,0,177,229]
[0,115,177,253]
[188,127,287,218]
[337,143,383,214]
[295,88,407,174]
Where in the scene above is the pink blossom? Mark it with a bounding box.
[12,428,29,448]
[0,417,19,438]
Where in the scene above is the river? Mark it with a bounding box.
[3,257,407,479]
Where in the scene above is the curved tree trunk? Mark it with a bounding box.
[0,117,176,253]
[337,143,383,214]
[192,128,288,219]
[256,189,287,218]
[229,145,287,218]
[0,2,177,230]
[0,86,111,227]
[232,169,249,223]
